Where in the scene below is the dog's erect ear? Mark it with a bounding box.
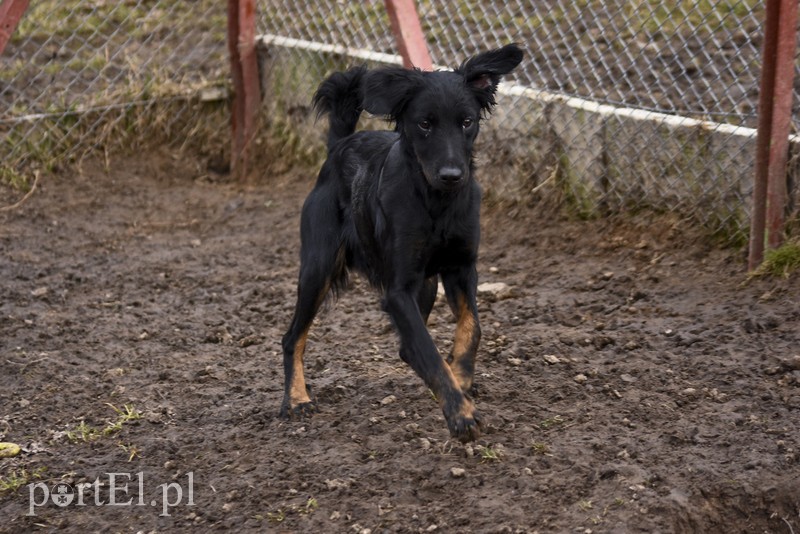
[456,43,524,112]
[362,67,424,120]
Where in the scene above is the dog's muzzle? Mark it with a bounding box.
[436,166,465,190]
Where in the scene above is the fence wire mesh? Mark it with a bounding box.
[2,1,797,242]
[0,0,229,185]
[258,0,799,243]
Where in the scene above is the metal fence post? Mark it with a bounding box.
[765,0,797,251]
[227,0,261,180]
[749,0,797,270]
[0,0,30,56]
[384,0,432,71]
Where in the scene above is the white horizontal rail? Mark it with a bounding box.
[259,33,795,143]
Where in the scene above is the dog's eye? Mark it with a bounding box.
[462,118,474,129]
[418,120,431,131]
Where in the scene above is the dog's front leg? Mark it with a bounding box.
[383,288,482,442]
[442,266,481,395]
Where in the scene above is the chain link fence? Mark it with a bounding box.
[2,1,797,242]
[258,0,800,243]
[0,0,229,187]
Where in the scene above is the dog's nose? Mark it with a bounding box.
[438,166,463,184]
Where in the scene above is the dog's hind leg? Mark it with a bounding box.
[416,275,438,325]
[280,187,345,419]
[442,266,481,395]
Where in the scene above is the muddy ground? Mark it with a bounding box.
[0,152,798,533]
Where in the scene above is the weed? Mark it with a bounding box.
[530,442,552,455]
[0,467,47,495]
[118,442,142,462]
[750,239,800,278]
[538,415,566,430]
[65,403,143,443]
[475,445,502,463]
[302,497,318,514]
[266,509,286,523]
[66,420,100,443]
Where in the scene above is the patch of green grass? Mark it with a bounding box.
[751,239,800,278]
[475,445,502,463]
[530,442,552,455]
[65,403,143,443]
[538,415,566,430]
[103,403,143,435]
[0,467,47,495]
[266,509,286,523]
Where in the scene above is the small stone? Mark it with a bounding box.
[620,374,636,383]
[574,374,588,384]
[450,467,466,478]
[325,478,353,490]
[543,354,560,365]
[380,395,397,406]
[507,357,522,366]
[523,467,533,475]
[31,287,48,297]
[419,438,431,451]
[477,282,513,300]
[222,502,234,512]
[330,511,341,520]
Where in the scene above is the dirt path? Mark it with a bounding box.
[1,152,798,533]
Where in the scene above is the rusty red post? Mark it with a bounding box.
[384,0,432,71]
[765,0,797,251]
[0,0,30,56]
[227,0,261,180]
[749,0,780,270]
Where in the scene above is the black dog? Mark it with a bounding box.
[281,44,523,442]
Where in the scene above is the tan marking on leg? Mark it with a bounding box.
[449,296,479,392]
[456,395,476,419]
[289,329,312,406]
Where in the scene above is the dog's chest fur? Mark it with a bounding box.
[345,140,479,284]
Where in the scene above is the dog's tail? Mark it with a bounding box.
[312,65,366,152]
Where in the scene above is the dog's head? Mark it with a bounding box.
[362,44,523,192]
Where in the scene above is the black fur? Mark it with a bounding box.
[280,44,523,442]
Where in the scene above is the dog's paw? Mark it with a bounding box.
[443,402,484,443]
[279,399,317,420]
